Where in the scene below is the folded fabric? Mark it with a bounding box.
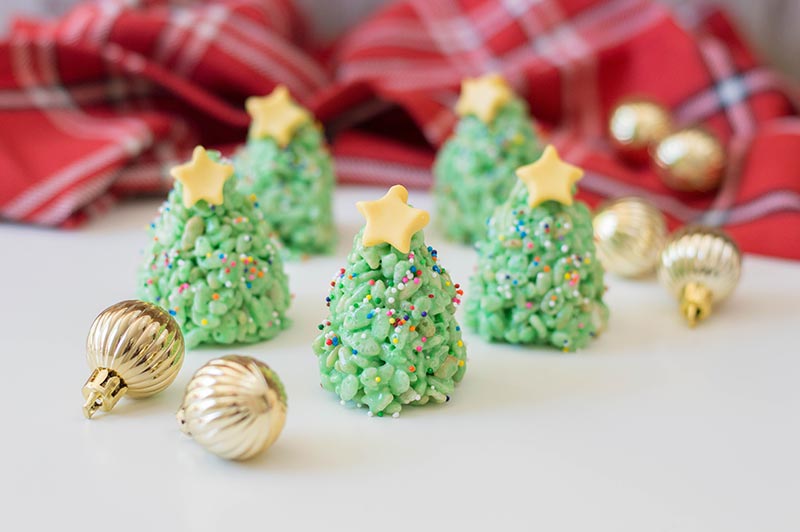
[0,0,798,260]
[0,0,319,226]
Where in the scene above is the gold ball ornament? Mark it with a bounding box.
[608,99,672,163]
[177,355,287,461]
[652,128,726,192]
[593,197,667,277]
[82,300,185,418]
[658,226,741,327]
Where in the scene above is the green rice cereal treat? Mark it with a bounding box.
[138,146,291,349]
[235,85,335,256]
[312,185,467,417]
[465,146,609,351]
[434,73,541,244]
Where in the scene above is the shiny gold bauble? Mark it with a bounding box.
[177,355,287,461]
[608,99,672,163]
[83,300,185,418]
[652,128,726,192]
[658,226,741,327]
[593,197,667,277]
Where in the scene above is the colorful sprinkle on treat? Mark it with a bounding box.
[464,147,609,351]
[434,74,541,244]
[137,148,291,348]
[312,186,467,417]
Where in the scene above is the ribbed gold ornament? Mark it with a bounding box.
[83,300,185,418]
[608,99,672,163]
[593,197,667,277]
[658,226,741,327]
[652,128,726,192]
[177,355,287,461]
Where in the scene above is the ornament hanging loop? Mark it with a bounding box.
[82,368,128,419]
[680,282,713,328]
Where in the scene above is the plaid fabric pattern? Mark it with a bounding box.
[1,0,798,259]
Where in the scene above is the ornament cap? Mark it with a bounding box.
[82,368,128,418]
[680,282,713,327]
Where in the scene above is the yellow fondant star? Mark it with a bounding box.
[516,145,584,208]
[356,185,430,254]
[170,146,234,208]
[455,73,513,124]
[245,85,311,147]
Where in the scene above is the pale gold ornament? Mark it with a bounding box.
[652,128,726,192]
[593,197,667,277]
[608,99,672,163]
[177,355,287,461]
[658,226,741,327]
[83,300,185,418]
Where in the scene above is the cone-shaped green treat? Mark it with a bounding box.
[312,185,467,417]
[138,146,291,349]
[434,74,541,244]
[465,146,608,351]
[235,85,335,256]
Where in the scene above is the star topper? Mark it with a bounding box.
[356,185,430,254]
[515,145,584,208]
[455,73,513,124]
[170,146,234,208]
[245,85,311,148]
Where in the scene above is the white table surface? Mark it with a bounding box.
[1,186,798,531]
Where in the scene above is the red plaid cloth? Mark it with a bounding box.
[1,0,799,259]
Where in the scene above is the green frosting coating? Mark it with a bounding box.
[234,122,335,256]
[137,155,291,349]
[312,230,467,417]
[434,98,542,243]
[465,181,609,351]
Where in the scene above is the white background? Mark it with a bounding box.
[0,187,798,531]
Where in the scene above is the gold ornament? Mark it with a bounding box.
[652,128,726,192]
[246,85,311,147]
[608,99,672,163]
[516,145,583,208]
[83,300,185,418]
[356,185,430,254]
[177,355,287,461]
[170,146,234,208]
[658,226,741,327]
[593,197,667,277]
[455,73,513,124]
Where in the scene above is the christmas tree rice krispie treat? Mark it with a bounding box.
[434,73,542,243]
[465,146,608,351]
[312,185,467,417]
[138,146,291,348]
[235,85,335,256]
